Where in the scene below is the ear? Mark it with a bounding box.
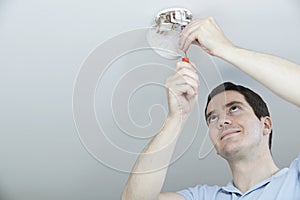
[262,116,272,136]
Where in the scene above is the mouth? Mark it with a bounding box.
[220,130,241,140]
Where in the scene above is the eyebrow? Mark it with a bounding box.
[205,101,244,122]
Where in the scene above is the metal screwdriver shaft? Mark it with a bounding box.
[182,51,190,63]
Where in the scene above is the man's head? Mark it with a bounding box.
[204,82,273,158]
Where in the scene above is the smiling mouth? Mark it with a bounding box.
[220,130,241,140]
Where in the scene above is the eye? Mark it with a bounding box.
[208,114,218,124]
[229,105,240,113]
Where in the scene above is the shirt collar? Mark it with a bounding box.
[221,168,289,195]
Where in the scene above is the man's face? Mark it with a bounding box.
[206,91,270,160]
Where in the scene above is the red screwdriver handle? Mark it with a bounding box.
[182,57,190,63]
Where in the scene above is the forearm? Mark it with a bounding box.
[121,116,184,200]
[179,17,300,107]
[218,46,300,107]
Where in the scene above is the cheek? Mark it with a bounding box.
[244,118,264,138]
[209,128,219,143]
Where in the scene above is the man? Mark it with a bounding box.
[121,17,300,199]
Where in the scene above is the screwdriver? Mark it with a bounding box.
[182,51,190,63]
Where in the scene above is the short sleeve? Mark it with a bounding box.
[176,185,221,200]
[177,185,202,200]
[287,153,300,182]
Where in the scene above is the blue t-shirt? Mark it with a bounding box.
[177,154,300,199]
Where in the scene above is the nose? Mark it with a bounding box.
[218,114,232,129]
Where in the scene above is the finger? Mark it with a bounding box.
[167,75,199,93]
[178,32,194,51]
[175,61,197,72]
[167,74,199,94]
[176,63,199,77]
[171,84,197,100]
[168,70,200,90]
[168,62,200,88]
[180,31,201,52]
[176,67,200,83]
[172,74,199,94]
[179,19,201,37]
[179,21,203,51]
[182,85,198,101]
[185,87,197,100]
[179,76,199,92]
[168,72,199,91]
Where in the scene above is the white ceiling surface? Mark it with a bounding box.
[0,0,300,199]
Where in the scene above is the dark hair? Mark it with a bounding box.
[204,82,272,150]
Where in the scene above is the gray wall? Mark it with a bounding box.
[0,0,300,199]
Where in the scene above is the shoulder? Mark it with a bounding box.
[289,153,300,172]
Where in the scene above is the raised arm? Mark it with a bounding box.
[179,17,300,107]
[121,62,199,200]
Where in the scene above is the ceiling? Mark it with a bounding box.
[0,0,300,199]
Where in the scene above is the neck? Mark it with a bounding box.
[228,150,279,194]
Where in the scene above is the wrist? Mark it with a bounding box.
[166,113,187,128]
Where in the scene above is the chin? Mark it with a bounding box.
[217,144,242,160]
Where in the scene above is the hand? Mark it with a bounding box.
[179,17,235,56]
[165,61,199,120]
